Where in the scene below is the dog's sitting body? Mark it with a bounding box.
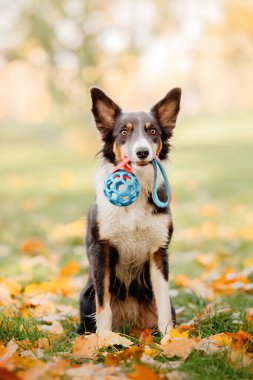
[78,87,181,335]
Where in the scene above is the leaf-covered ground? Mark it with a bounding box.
[1,113,253,379]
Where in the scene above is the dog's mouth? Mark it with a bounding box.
[134,161,150,167]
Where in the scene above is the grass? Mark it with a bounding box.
[180,350,253,380]
[0,112,253,378]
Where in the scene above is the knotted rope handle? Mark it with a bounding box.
[151,157,172,208]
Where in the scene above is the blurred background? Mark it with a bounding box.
[0,0,253,281]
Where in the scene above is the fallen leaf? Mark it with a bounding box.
[37,338,50,350]
[196,333,232,353]
[245,308,253,325]
[20,360,69,380]
[161,338,197,360]
[139,329,153,346]
[60,260,80,277]
[127,364,161,380]
[0,340,18,362]
[105,345,143,366]
[0,285,12,305]
[20,239,45,255]
[239,227,253,241]
[0,279,21,297]
[49,219,85,242]
[72,331,132,358]
[23,277,73,297]
[66,363,123,379]
[175,275,208,298]
[0,368,22,380]
[39,321,64,334]
[196,254,220,270]
[243,256,253,268]
[21,349,44,360]
[161,329,189,345]
[170,328,189,339]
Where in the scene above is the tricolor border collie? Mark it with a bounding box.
[78,87,181,335]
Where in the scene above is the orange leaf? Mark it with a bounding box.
[105,345,143,366]
[0,368,22,380]
[0,279,21,297]
[37,338,50,350]
[60,260,80,277]
[161,338,196,360]
[245,308,253,325]
[23,277,73,297]
[72,332,132,358]
[232,330,253,350]
[127,364,161,380]
[139,329,153,346]
[20,239,44,255]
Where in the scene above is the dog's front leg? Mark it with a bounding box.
[91,243,112,332]
[150,247,173,335]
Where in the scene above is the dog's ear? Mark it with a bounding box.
[90,87,121,133]
[151,88,181,138]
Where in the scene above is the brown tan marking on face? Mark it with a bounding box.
[156,141,163,156]
[126,122,133,130]
[145,122,151,129]
[113,142,123,163]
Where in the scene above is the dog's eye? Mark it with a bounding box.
[121,129,128,136]
[150,129,157,135]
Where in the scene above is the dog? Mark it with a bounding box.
[78,87,181,335]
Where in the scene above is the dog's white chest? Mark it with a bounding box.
[97,192,170,266]
[95,162,171,279]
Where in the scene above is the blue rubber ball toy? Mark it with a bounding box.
[104,169,140,207]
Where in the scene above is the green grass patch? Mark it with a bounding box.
[180,350,253,380]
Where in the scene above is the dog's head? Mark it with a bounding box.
[90,87,181,167]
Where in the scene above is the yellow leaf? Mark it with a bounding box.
[23,282,54,296]
[239,227,253,241]
[170,328,189,339]
[197,333,232,352]
[243,256,253,268]
[23,277,73,297]
[49,218,85,242]
[195,254,220,270]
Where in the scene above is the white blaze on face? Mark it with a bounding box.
[130,138,155,162]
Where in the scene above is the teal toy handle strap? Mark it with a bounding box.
[151,157,172,208]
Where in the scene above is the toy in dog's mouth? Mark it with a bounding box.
[104,156,171,208]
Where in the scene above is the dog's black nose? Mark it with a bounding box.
[136,148,149,160]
